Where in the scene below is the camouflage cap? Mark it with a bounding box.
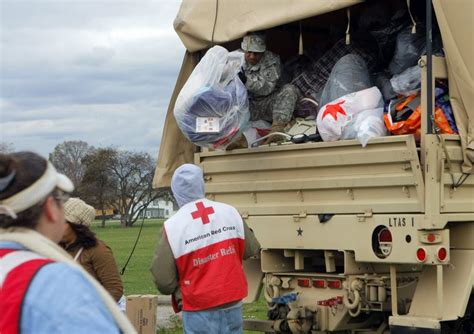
[241,33,266,52]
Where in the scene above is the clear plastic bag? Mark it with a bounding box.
[242,120,272,147]
[390,65,421,96]
[319,54,372,109]
[174,46,250,149]
[341,108,387,147]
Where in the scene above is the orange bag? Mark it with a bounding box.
[384,93,456,140]
[384,94,422,141]
[434,106,456,134]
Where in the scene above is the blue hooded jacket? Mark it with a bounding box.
[171,164,205,208]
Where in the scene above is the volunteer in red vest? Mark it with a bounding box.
[151,163,260,334]
[0,151,135,334]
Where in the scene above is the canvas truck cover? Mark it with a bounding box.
[173,0,361,52]
[154,0,474,188]
[432,0,474,173]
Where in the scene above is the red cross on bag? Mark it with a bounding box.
[322,100,346,121]
[191,202,215,224]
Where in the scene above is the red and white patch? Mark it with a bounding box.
[164,199,247,311]
[190,201,215,224]
[165,199,245,258]
[0,249,53,333]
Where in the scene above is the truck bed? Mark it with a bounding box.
[199,135,426,216]
[199,134,474,217]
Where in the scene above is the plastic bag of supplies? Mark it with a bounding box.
[390,65,421,96]
[317,87,385,146]
[342,108,387,147]
[384,94,422,140]
[174,46,250,149]
[384,87,457,141]
[388,26,426,75]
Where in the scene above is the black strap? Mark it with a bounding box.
[120,216,146,275]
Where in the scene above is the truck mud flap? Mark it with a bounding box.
[243,257,263,303]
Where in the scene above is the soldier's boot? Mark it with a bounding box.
[226,134,248,151]
[262,122,287,145]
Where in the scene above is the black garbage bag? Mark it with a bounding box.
[389,25,427,75]
[375,71,397,101]
[368,9,410,67]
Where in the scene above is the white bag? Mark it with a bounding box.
[342,108,387,147]
[317,87,385,145]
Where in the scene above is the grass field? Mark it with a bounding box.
[92,219,161,294]
[91,219,268,333]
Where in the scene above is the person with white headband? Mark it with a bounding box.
[0,151,136,334]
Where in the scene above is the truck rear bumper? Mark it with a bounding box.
[390,316,440,333]
[390,325,441,334]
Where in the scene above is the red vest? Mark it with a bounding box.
[0,248,53,334]
[164,199,247,311]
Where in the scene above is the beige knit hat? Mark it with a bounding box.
[64,198,96,226]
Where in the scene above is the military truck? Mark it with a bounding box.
[155,1,474,333]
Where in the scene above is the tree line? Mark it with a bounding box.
[0,141,171,227]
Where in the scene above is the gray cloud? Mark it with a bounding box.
[0,0,185,157]
[2,101,169,157]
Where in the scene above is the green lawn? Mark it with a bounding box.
[92,219,161,294]
[91,219,268,333]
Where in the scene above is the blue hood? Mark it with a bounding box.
[171,164,205,208]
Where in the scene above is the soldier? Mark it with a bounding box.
[230,33,298,148]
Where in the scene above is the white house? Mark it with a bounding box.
[141,199,175,219]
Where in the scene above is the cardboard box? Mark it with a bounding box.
[126,295,158,334]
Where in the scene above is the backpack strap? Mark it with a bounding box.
[0,249,53,334]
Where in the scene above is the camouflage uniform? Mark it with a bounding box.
[243,51,298,124]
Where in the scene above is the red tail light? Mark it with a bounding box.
[297,279,310,287]
[378,228,393,242]
[313,279,326,288]
[416,248,427,262]
[421,232,441,244]
[437,247,447,262]
[327,279,342,289]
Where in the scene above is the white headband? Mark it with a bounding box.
[0,161,74,219]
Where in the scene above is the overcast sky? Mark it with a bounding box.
[0,0,184,158]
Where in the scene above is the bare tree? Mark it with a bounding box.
[49,140,94,190]
[79,148,117,227]
[109,150,163,227]
[79,147,163,227]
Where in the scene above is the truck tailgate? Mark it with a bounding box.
[198,135,425,216]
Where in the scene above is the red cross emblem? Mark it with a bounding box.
[191,202,215,224]
[322,100,346,121]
